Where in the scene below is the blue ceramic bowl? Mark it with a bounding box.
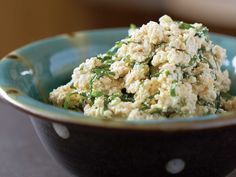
[0,28,236,177]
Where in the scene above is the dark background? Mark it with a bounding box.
[0,0,236,176]
[0,0,235,57]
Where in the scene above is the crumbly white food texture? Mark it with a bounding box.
[49,15,236,120]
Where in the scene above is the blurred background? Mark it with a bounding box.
[0,1,236,176]
[0,0,235,57]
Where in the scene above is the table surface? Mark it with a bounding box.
[0,101,235,177]
[0,101,73,177]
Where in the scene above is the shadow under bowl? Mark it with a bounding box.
[0,28,236,177]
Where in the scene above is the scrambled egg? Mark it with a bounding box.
[49,15,236,120]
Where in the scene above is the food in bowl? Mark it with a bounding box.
[49,15,236,120]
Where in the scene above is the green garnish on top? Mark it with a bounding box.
[49,15,234,120]
[130,24,137,30]
[170,81,177,97]
[195,26,209,38]
[179,21,209,40]
[92,65,114,78]
[89,64,115,92]
[179,22,194,30]
[108,41,124,54]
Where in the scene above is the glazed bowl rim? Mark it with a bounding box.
[1,28,236,132]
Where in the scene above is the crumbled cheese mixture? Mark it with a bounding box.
[49,15,236,120]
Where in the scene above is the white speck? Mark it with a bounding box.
[166,158,185,174]
[20,69,33,76]
[52,123,70,139]
[232,56,236,73]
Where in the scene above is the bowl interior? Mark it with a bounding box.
[1,28,236,124]
[1,29,128,102]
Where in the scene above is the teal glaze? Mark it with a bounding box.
[0,29,236,127]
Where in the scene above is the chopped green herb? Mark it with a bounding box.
[183,72,190,79]
[196,47,214,69]
[176,55,198,69]
[124,55,135,67]
[170,81,177,97]
[89,74,96,92]
[64,92,78,109]
[164,107,178,117]
[179,22,194,30]
[103,92,122,110]
[108,92,120,101]
[195,26,209,38]
[130,24,137,30]
[108,40,124,54]
[215,93,221,111]
[89,64,115,99]
[70,83,77,90]
[200,56,213,69]
[150,108,162,114]
[155,42,167,49]
[149,95,155,99]
[115,41,124,47]
[189,55,198,66]
[152,70,164,77]
[97,53,113,62]
[140,57,153,65]
[121,93,135,102]
[91,90,103,98]
[175,63,186,69]
[197,98,214,107]
[103,59,114,65]
[221,92,233,101]
[92,65,115,79]
[179,98,187,107]
[97,54,109,60]
[97,40,124,62]
[103,96,109,110]
[198,46,206,53]
[79,92,88,97]
[140,102,150,110]
[165,70,170,76]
